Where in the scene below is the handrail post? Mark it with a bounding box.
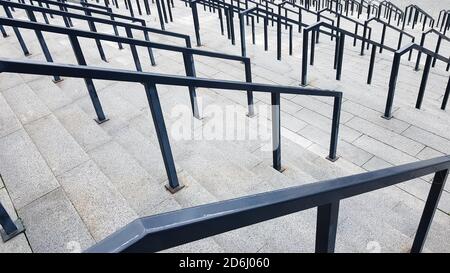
[336,33,345,81]
[125,27,143,72]
[415,54,432,109]
[239,12,246,57]
[182,52,201,119]
[432,36,442,68]
[441,77,450,110]
[25,9,62,83]
[315,201,340,253]
[367,44,376,85]
[383,52,401,119]
[411,169,448,253]
[301,28,308,86]
[277,15,281,60]
[244,58,255,117]
[0,201,25,242]
[271,92,282,172]
[415,32,425,71]
[0,24,7,37]
[2,5,30,56]
[83,9,107,62]
[379,24,386,53]
[229,8,235,45]
[155,0,166,30]
[68,34,108,124]
[144,83,184,193]
[310,29,315,65]
[327,95,341,161]
[264,16,268,51]
[142,30,157,66]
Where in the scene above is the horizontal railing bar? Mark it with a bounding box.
[28,0,146,24]
[306,21,397,52]
[86,155,450,252]
[0,17,245,61]
[0,58,341,97]
[367,17,414,39]
[1,0,189,40]
[398,43,450,64]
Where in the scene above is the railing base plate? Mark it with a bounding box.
[246,113,256,118]
[52,78,64,83]
[94,117,110,124]
[326,156,339,162]
[273,166,286,173]
[381,115,392,120]
[0,219,25,243]
[165,183,185,194]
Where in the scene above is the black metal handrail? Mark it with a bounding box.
[362,16,414,55]
[0,15,256,119]
[377,0,403,26]
[0,57,342,191]
[1,0,190,51]
[402,4,434,31]
[301,20,402,86]
[86,155,450,253]
[384,42,450,119]
[415,28,450,71]
[436,9,450,35]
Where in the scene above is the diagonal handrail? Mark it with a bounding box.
[0,57,342,191]
[86,155,450,253]
[0,8,255,118]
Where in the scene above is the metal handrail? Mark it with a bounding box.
[86,155,450,253]
[0,57,342,191]
[1,0,190,49]
[0,15,255,119]
[415,28,450,71]
[384,42,450,119]
[301,20,400,86]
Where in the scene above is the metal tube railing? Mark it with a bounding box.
[86,155,450,253]
[0,58,342,191]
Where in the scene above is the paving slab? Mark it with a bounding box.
[18,188,95,253]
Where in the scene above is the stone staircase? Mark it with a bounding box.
[0,0,449,253]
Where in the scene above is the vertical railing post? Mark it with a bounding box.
[415,32,426,71]
[271,92,282,172]
[155,0,166,30]
[2,5,30,56]
[441,77,450,110]
[432,36,442,68]
[336,33,345,80]
[315,201,340,253]
[190,0,201,46]
[0,25,7,37]
[83,9,107,62]
[367,44,376,85]
[0,201,25,242]
[264,16,268,51]
[301,29,308,86]
[142,30,157,66]
[125,27,143,72]
[244,58,255,117]
[327,95,341,161]
[239,12,246,57]
[379,24,386,53]
[383,52,402,119]
[310,29,315,65]
[411,169,448,253]
[277,15,281,60]
[182,52,200,119]
[415,54,432,109]
[144,83,184,193]
[25,9,62,82]
[68,34,108,124]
